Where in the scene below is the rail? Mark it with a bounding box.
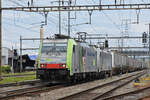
[58,71,146,100]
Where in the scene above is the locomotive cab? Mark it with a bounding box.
[40,39,67,69]
[37,39,70,83]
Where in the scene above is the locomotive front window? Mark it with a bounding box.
[55,43,67,52]
[41,42,67,54]
[41,43,54,53]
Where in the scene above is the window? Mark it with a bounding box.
[41,42,67,54]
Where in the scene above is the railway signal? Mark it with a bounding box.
[142,32,147,44]
[105,40,109,48]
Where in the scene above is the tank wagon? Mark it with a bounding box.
[36,37,148,83]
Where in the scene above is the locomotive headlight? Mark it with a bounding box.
[40,64,44,68]
[40,64,46,68]
[63,64,66,68]
[60,64,66,68]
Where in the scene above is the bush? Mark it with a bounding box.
[2,65,11,73]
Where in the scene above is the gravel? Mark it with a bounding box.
[8,71,144,100]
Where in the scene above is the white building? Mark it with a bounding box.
[2,47,13,65]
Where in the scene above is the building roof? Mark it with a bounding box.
[29,55,37,60]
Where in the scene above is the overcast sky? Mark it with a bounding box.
[2,0,150,54]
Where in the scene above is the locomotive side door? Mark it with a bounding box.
[72,45,80,74]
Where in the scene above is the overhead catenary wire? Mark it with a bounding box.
[101,11,121,32]
[6,0,68,34]
[7,0,24,6]
[4,21,39,33]
[4,0,150,40]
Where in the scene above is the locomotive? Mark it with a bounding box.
[36,36,148,83]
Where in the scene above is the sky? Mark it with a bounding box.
[2,0,150,55]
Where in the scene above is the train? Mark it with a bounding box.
[36,35,148,83]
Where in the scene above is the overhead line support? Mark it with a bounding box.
[21,36,143,40]
[2,3,150,12]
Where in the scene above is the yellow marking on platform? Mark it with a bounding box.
[133,82,146,87]
[134,74,150,87]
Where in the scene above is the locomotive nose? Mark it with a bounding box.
[40,63,66,69]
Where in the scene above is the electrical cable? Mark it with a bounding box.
[7,0,24,6]
[6,0,68,34]
[101,11,121,32]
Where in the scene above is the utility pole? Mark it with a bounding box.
[31,0,33,6]
[0,0,2,80]
[68,0,71,36]
[149,24,150,68]
[52,0,70,35]
[59,0,61,35]
[11,46,14,73]
[20,36,23,72]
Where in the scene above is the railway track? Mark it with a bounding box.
[0,83,65,100]
[59,71,146,100]
[0,71,146,100]
[0,80,40,88]
[102,82,150,100]
[2,73,35,78]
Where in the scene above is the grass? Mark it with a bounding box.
[0,75,36,84]
[2,71,36,76]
